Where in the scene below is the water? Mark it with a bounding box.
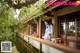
[0,36,39,53]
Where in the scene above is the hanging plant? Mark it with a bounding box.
[18,0,48,22]
[40,15,45,21]
[33,19,38,24]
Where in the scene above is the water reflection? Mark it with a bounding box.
[0,36,39,53]
[15,36,39,53]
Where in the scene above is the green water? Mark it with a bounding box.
[0,36,39,53]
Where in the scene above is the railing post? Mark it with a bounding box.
[39,18,42,53]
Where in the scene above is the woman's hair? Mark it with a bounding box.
[44,20,48,23]
[44,20,53,25]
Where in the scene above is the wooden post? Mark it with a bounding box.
[52,16,58,38]
[39,18,42,53]
[37,20,39,35]
[30,25,32,35]
[58,18,60,37]
[55,16,58,38]
[39,18,42,38]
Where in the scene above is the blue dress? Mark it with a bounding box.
[43,25,52,40]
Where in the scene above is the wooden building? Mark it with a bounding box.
[18,0,80,53]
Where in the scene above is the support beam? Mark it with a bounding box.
[52,15,58,38]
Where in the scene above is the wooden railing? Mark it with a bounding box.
[23,35,80,53]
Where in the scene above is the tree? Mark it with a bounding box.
[0,0,16,41]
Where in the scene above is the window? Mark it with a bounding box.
[67,17,75,36]
[60,18,65,36]
[58,11,80,50]
[59,13,80,37]
[77,16,80,37]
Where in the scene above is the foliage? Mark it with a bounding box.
[14,0,25,4]
[18,7,28,20]
[0,1,17,41]
[0,0,50,41]
[19,0,48,22]
[33,19,38,24]
[40,15,46,21]
[17,0,49,31]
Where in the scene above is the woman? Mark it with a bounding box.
[43,20,53,40]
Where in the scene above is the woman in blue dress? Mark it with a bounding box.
[43,20,53,41]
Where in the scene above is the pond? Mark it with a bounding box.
[0,36,39,53]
